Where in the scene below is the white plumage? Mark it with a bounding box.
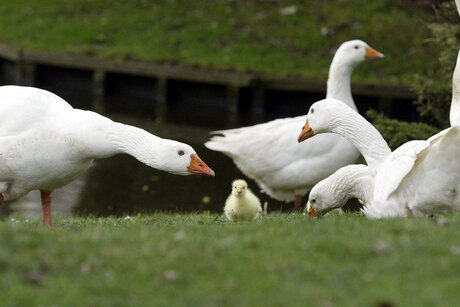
[0,85,214,225]
[301,98,460,218]
[307,164,373,216]
[450,50,460,126]
[306,45,460,217]
[224,179,262,222]
[456,0,460,21]
[206,40,384,211]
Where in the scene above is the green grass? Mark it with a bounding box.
[2,213,459,306]
[0,0,437,84]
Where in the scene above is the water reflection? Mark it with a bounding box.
[0,178,86,219]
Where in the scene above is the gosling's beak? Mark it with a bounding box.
[297,120,314,143]
[365,46,384,60]
[308,203,318,217]
[187,154,215,176]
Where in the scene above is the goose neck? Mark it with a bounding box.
[351,175,374,205]
[331,112,391,171]
[106,122,163,168]
[450,50,460,126]
[326,59,356,110]
[333,165,373,205]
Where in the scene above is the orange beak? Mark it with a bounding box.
[187,154,215,176]
[308,204,318,217]
[297,119,314,143]
[365,46,384,60]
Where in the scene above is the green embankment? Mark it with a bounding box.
[0,0,437,85]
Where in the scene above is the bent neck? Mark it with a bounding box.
[330,109,391,174]
[69,110,181,172]
[450,50,460,126]
[326,57,357,111]
[105,122,165,168]
[457,0,460,17]
[348,168,374,205]
[330,165,373,206]
[77,111,168,169]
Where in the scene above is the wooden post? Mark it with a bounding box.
[155,77,168,122]
[378,96,394,117]
[12,62,23,85]
[92,70,106,113]
[226,84,239,125]
[21,63,36,86]
[252,83,265,122]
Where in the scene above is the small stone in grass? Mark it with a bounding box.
[174,231,186,241]
[22,270,43,285]
[280,5,297,16]
[436,217,450,227]
[371,241,389,255]
[164,270,179,281]
[450,245,460,255]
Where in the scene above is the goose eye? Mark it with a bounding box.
[178,150,184,156]
[311,199,316,204]
[310,108,314,114]
[354,45,359,49]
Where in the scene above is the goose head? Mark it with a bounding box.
[308,180,347,217]
[333,40,384,67]
[307,164,371,216]
[298,98,353,142]
[156,141,215,176]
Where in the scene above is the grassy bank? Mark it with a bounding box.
[0,0,437,84]
[2,213,459,306]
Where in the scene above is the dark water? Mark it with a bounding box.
[0,87,295,219]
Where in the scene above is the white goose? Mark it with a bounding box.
[205,40,383,211]
[305,37,460,216]
[0,85,215,226]
[299,98,460,218]
[307,164,373,216]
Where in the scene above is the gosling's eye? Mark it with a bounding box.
[310,108,314,114]
[354,45,359,49]
[178,150,184,156]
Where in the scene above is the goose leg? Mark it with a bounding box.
[294,195,303,213]
[40,191,52,226]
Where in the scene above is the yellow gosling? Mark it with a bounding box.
[224,179,262,222]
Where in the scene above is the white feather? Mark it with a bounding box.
[305,98,460,218]
[206,40,382,203]
[0,85,207,201]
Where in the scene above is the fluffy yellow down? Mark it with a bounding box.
[224,179,262,222]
